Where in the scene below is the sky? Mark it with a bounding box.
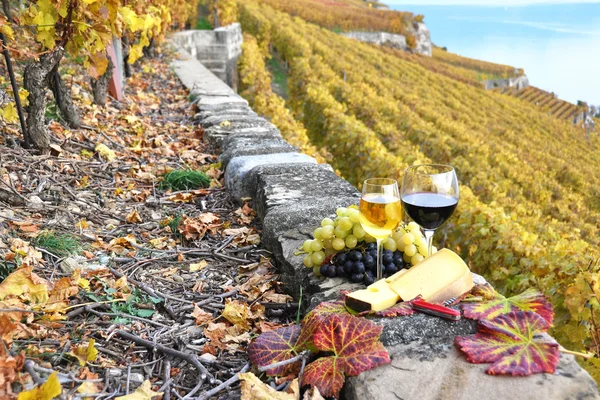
[386,0,600,4]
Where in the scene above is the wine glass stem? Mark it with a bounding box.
[424,229,435,257]
[376,238,383,281]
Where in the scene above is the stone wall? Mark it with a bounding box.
[172,23,243,91]
[169,41,600,400]
[342,22,432,57]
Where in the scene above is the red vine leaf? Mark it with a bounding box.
[461,284,554,324]
[302,314,390,398]
[247,325,302,376]
[455,311,559,376]
[297,299,355,352]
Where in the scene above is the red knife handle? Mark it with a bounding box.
[411,299,461,321]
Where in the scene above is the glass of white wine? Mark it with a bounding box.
[358,178,402,281]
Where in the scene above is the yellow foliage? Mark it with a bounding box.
[239,372,299,400]
[1,102,18,123]
[115,380,162,400]
[0,267,49,305]
[17,372,61,400]
[70,339,98,366]
[95,143,116,161]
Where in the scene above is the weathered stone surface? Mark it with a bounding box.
[196,95,248,110]
[254,165,358,218]
[345,336,600,400]
[194,109,256,123]
[204,126,282,149]
[170,45,235,96]
[262,195,360,252]
[201,114,268,129]
[243,163,334,205]
[225,153,317,200]
[220,136,299,167]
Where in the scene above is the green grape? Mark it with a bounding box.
[338,217,353,231]
[403,252,412,263]
[303,254,313,268]
[311,240,323,252]
[392,231,403,243]
[414,236,426,248]
[325,248,336,256]
[336,207,348,217]
[314,227,323,240]
[352,223,366,239]
[311,251,325,265]
[345,235,358,248]
[407,221,420,231]
[418,244,428,257]
[321,225,335,239]
[383,237,397,251]
[347,208,360,223]
[321,217,335,227]
[402,233,415,245]
[397,239,406,252]
[332,238,346,251]
[404,244,417,257]
[411,254,424,265]
[303,240,313,252]
[323,239,333,249]
[334,226,350,238]
[313,265,322,277]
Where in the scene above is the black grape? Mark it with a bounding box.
[363,255,375,269]
[363,274,375,286]
[326,265,337,278]
[382,253,394,265]
[349,250,363,262]
[354,261,365,274]
[351,273,364,283]
[344,260,354,274]
[320,265,329,276]
[385,263,397,275]
[336,253,347,266]
[336,266,346,277]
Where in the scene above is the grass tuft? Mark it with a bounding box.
[33,231,83,257]
[0,262,14,282]
[160,169,210,191]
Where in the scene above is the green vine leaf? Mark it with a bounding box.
[461,284,554,324]
[455,311,559,376]
[302,314,390,398]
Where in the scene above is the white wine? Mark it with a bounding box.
[358,193,402,240]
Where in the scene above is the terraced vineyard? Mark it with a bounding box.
[433,46,522,79]
[235,0,600,380]
[494,86,585,123]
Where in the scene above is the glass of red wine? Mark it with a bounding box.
[401,164,459,257]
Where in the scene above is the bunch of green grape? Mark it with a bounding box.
[300,206,436,277]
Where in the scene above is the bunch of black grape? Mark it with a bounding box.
[320,243,406,286]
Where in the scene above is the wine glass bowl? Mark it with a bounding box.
[401,164,459,257]
[359,178,401,281]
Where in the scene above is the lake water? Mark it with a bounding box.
[389,3,600,106]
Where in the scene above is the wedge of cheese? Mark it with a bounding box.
[345,270,408,312]
[389,249,473,303]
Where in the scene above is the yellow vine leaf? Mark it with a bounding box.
[70,339,98,367]
[18,89,29,107]
[1,102,18,123]
[17,372,62,400]
[115,380,162,400]
[0,266,49,304]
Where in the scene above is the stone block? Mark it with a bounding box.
[196,95,248,111]
[225,153,317,200]
[194,108,256,123]
[345,336,600,400]
[220,136,299,167]
[205,127,282,151]
[201,114,268,129]
[253,164,359,219]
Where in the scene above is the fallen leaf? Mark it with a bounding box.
[0,350,24,395]
[239,372,299,400]
[191,305,213,326]
[303,387,325,400]
[95,143,116,162]
[126,209,143,223]
[462,284,554,324]
[248,325,302,376]
[17,371,62,400]
[0,267,49,304]
[115,380,162,400]
[455,311,559,375]
[70,339,98,367]
[222,300,251,330]
[189,260,208,272]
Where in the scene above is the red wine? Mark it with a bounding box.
[402,193,458,230]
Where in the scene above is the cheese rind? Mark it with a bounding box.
[389,249,473,303]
